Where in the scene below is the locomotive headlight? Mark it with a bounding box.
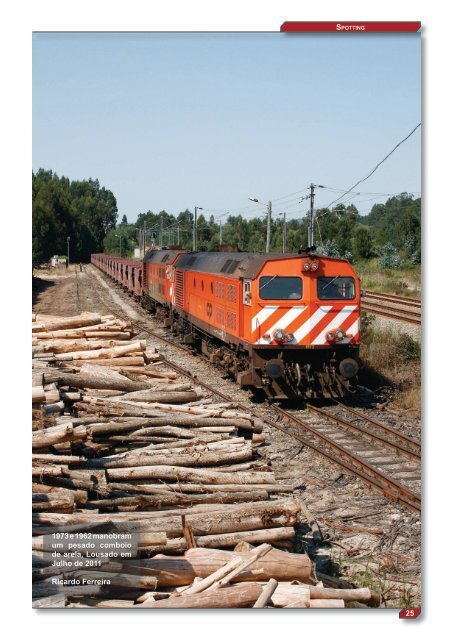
[310,261,319,271]
[284,332,295,343]
[273,328,285,343]
[326,331,335,342]
[303,262,311,271]
[335,329,346,341]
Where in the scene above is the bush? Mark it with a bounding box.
[317,239,341,258]
[379,243,403,270]
[394,334,421,364]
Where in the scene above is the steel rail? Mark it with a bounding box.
[335,402,421,453]
[307,404,421,463]
[362,302,421,325]
[272,406,421,513]
[366,291,421,307]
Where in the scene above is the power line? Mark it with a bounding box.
[323,123,421,209]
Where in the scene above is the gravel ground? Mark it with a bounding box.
[32,265,422,608]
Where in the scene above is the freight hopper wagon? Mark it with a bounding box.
[92,250,361,400]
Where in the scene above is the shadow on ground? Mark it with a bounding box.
[32,276,55,307]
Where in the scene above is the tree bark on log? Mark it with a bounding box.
[54,340,146,361]
[86,490,269,509]
[309,599,345,608]
[308,586,374,603]
[183,546,311,583]
[32,313,102,332]
[32,493,75,513]
[105,465,275,484]
[86,446,253,470]
[32,423,87,449]
[32,594,67,608]
[158,526,295,552]
[253,578,278,608]
[138,583,262,608]
[73,356,145,367]
[47,364,152,392]
[32,386,46,403]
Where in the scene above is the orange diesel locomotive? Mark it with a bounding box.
[92,250,361,400]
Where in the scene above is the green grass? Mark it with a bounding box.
[354,258,421,298]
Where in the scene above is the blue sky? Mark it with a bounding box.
[33,32,421,223]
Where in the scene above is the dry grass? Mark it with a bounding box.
[393,387,421,419]
[360,317,421,418]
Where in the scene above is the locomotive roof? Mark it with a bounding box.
[174,251,349,279]
[144,249,187,264]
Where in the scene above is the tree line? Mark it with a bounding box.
[32,169,118,265]
[105,193,420,266]
[33,169,420,267]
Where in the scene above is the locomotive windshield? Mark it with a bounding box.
[317,276,355,300]
[259,276,302,300]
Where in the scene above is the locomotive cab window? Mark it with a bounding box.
[259,276,302,300]
[317,276,355,300]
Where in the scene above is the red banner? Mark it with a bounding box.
[399,608,422,619]
[280,22,421,33]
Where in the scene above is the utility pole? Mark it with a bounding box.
[143,221,147,258]
[308,183,315,248]
[279,212,287,253]
[193,206,203,252]
[266,201,272,253]
[249,197,272,253]
[177,225,180,246]
[219,220,222,246]
[67,236,70,265]
[308,184,325,248]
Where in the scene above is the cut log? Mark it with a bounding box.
[184,546,311,584]
[105,465,275,484]
[32,386,46,403]
[212,543,272,589]
[253,578,278,608]
[88,446,253,470]
[32,594,68,608]
[308,586,374,603]
[47,364,152,392]
[297,496,323,543]
[309,599,345,608]
[32,483,88,506]
[138,583,262,608]
[160,527,295,553]
[53,340,146,361]
[32,423,87,449]
[32,313,102,332]
[32,492,75,513]
[182,556,246,595]
[73,356,145,367]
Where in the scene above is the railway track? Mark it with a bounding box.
[366,291,421,308]
[362,300,421,325]
[86,266,421,513]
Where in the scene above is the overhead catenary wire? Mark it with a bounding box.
[322,123,421,210]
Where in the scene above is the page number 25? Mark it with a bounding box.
[399,608,421,619]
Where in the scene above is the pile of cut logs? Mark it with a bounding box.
[32,313,380,609]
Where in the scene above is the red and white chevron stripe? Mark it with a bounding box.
[251,304,359,346]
